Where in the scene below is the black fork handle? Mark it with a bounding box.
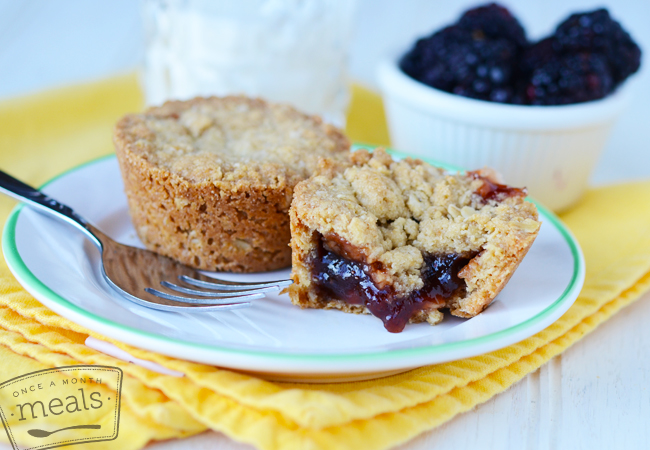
[0,169,101,247]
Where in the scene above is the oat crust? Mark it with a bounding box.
[113,96,349,272]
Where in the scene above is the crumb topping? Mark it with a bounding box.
[115,96,349,188]
[292,148,540,294]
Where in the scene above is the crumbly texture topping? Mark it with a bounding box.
[291,148,540,296]
[115,96,349,189]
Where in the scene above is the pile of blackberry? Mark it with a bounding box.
[400,4,641,105]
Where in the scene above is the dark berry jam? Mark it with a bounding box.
[469,171,527,202]
[311,239,472,333]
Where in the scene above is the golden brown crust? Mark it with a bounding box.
[113,96,349,272]
[288,148,540,325]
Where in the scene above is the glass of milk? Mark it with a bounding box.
[142,0,357,126]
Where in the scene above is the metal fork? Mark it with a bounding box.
[0,170,292,312]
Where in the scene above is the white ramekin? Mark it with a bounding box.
[377,58,632,212]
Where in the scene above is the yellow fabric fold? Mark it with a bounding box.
[0,75,649,450]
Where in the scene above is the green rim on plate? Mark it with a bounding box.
[1,148,585,363]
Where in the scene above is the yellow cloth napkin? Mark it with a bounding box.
[1,75,650,450]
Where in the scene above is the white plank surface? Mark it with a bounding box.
[0,1,649,449]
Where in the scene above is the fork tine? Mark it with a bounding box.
[170,279,288,295]
[145,288,262,305]
[180,275,293,291]
[160,280,278,297]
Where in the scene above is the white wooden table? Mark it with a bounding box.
[1,1,649,448]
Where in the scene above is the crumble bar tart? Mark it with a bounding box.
[113,96,349,272]
[288,148,540,332]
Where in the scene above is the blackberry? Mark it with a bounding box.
[399,4,640,106]
[554,9,641,82]
[519,41,614,105]
[519,37,555,74]
[400,25,518,103]
[458,3,528,48]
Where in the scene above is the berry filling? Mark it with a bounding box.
[469,171,527,201]
[310,236,473,333]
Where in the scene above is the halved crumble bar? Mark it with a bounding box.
[288,148,541,332]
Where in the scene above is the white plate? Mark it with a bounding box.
[2,153,585,382]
